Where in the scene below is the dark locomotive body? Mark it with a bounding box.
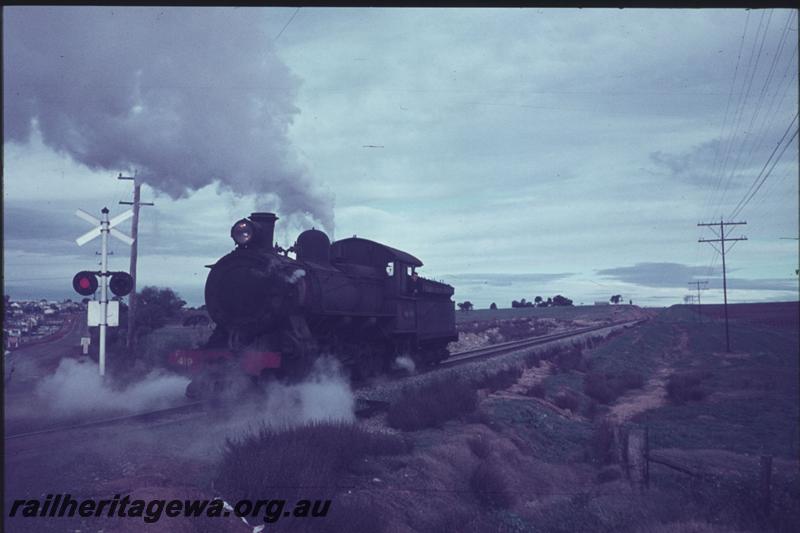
[176,212,456,397]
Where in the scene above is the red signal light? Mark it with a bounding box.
[72,271,99,296]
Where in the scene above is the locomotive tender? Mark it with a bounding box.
[176,212,457,398]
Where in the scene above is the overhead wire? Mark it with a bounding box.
[693,10,752,289]
[703,11,752,218]
[715,9,773,217]
[728,111,799,219]
[728,12,798,209]
[710,9,766,218]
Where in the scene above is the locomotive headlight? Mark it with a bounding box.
[231,219,255,245]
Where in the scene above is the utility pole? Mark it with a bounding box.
[698,218,747,352]
[687,280,708,322]
[118,172,154,352]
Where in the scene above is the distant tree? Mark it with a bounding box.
[134,286,186,337]
[683,295,693,304]
[629,299,633,305]
[546,297,553,307]
[534,296,543,305]
[511,300,520,308]
[552,295,573,306]
[489,302,498,310]
[610,294,623,304]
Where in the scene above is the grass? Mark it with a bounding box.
[216,421,410,502]
[633,317,799,459]
[487,397,592,462]
[387,378,479,431]
[455,304,638,323]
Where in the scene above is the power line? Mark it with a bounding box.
[704,10,752,219]
[729,116,799,220]
[275,7,300,41]
[715,10,772,217]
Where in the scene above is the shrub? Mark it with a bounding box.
[582,398,599,420]
[553,348,586,373]
[474,366,523,392]
[526,382,547,399]
[387,378,478,431]
[584,372,616,404]
[470,460,515,509]
[525,351,541,367]
[553,389,580,412]
[467,436,492,459]
[597,466,622,483]
[584,370,646,405]
[666,371,710,404]
[216,422,410,503]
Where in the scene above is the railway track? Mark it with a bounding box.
[6,319,645,439]
[5,401,205,441]
[442,319,643,368]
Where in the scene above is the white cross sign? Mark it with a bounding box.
[75,209,135,246]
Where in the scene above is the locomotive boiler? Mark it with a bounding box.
[173,212,457,398]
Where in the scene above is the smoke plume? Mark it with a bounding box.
[35,358,189,418]
[4,7,333,229]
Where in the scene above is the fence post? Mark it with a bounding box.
[760,455,772,517]
[644,426,650,489]
[627,428,648,490]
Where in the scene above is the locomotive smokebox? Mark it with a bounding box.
[250,212,278,249]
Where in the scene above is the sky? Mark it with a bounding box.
[3,6,799,308]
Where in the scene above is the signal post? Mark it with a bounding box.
[74,207,135,376]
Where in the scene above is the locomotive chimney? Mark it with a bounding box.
[250,212,278,249]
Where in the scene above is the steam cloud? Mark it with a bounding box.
[258,356,355,426]
[35,358,189,418]
[4,7,333,229]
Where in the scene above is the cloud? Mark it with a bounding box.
[3,6,333,230]
[597,262,797,292]
[445,272,575,287]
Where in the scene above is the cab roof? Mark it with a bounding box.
[331,237,423,267]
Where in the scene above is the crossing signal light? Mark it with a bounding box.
[72,271,98,296]
[109,271,134,297]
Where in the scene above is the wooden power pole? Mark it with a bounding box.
[698,219,747,352]
[687,280,708,322]
[118,173,154,351]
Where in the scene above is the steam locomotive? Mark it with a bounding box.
[172,212,457,398]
